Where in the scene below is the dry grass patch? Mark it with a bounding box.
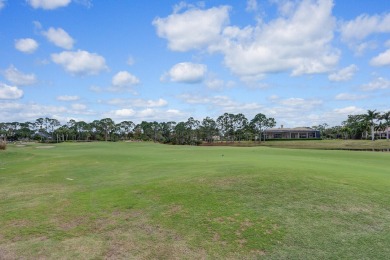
[102,210,207,259]
[36,146,55,149]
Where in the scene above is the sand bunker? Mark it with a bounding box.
[16,145,26,147]
[36,146,55,149]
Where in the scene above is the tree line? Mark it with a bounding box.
[312,110,390,141]
[0,113,276,145]
[1,109,389,145]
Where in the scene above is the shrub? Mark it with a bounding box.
[0,141,6,150]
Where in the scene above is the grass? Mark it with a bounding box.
[1,141,389,259]
[202,139,390,150]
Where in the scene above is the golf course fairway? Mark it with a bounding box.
[1,142,389,259]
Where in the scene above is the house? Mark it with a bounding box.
[264,126,321,139]
[376,127,390,139]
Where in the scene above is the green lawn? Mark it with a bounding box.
[1,142,389,259]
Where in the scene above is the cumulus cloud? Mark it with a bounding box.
[370,49,390,66]
[163,62,207,83]
[111,108,136,117]
[27,0,71,10]
[43,27,75,49]
[340,12,390,54]
[0,83,24,99]
[111,71,140,91]
[51,50,108,75]
[328,64,358,81]
[57,95,80,101]
[340,13,390,42]
[361,77,390,91]
[15,38,39,54]
[153,6,230,51]
[155,0,339,78]
[335,93,367,101]
[221,0,338,77]
[3,65,37,86]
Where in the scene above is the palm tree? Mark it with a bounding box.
[365,110,380,141]
[380,111,390,141]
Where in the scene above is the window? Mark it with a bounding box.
[299,133,307,138]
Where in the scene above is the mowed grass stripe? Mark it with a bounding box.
[0,142,389,259]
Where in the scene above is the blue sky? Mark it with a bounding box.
[1,0,390,127]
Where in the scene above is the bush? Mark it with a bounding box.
[0,141,6,150]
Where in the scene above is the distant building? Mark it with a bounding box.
[376,127,390,139]
[264,126,321,139]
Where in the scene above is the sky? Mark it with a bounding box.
[1,0,390,127]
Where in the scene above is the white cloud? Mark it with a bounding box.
[0,0,5,10]
[340,13,390,54]
[0,102,67,122]
[107,98,167,108]
[74,0,92,8]
[335,93,367,101]
[328,64,358,82]
[178,93,264,117]
[71,103,87,110]
[155,1,339,78]
[220,0,338,77]
[205,74,235,90]
[153,6,230,51]
[361,77,390,91]
[163,62,207,83]
[27,0,71,10]
[370,49,390,66]
[340,13,390,42]
[277,97,323,109]
[246,0,258,12]
[103,107,184,122]
[0,83,24,99]
[57,95,80,101]
[332,106,365,115]
[3,65,37,86]
[15,38,39,54]
[51,50,108,75]
[112,71,140,89]
[131,98,164,108]
[205,78,225,90]
[114,108,136,117]
[43,27,75,49]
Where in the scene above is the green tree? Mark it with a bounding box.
[217,113,234,142]
[233,113,248,142]
[380,111,390,141]
[99,118,115,141]
[365,110,380,141]
[250,113,276,142]
[200,117,218,143]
